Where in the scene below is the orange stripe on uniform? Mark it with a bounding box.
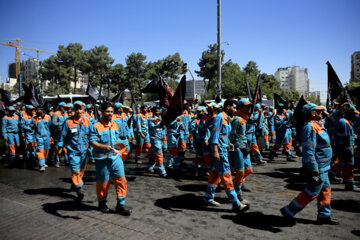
[317,188,331,205]
[96,181,111,199]
[113,177,127,197]
[220,173,234,191]
[295,191,316,207]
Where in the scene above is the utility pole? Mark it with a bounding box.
[217,0,222,99]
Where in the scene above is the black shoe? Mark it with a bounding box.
[115,204,132,216]
[98,202,110,213]
[287,157,296,162]
[316,217,339,225]
[345,186,360,192]
[75,188,85,202]
[280,207,296,225]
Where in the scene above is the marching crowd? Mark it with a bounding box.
[1,97,359,223]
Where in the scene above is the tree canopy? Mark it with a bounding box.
[36,42,302,104]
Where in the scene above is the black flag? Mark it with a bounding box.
[161,75,186,126]
[0,88,13,106]
[86,81,99,101]
[326,61,344,102]
[22,82,45,107]
[244,76,253,102]
[274,93,287,109]
[294,95,308,144]
[252,75,262,104]
[111,92,124,104]
[142,74,174,108]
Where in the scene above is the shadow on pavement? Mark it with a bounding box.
[24,187,76,200]
[42,201,97,219]
[221,211,314,233]
[25,187,97,219]
[352,230,360,237]
[155,193,232,213]
[331,200,360,213]
[176,184,206,192]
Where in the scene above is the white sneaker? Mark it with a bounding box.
[40,166,46,172]
[203,199,221,207]
[44,164,48,168]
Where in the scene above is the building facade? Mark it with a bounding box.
[274,66,310,97]
[185,80,207,100]
[351,51,360,82]
[1,78,17,91]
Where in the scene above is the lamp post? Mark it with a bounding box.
[217,0,222,99]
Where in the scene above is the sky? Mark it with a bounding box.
[0,0,359,93]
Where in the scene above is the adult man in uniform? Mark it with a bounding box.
[90,102,132,216]
[280,103,338,225]
[59,101,91,201]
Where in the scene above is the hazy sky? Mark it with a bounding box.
[0,0,359,92]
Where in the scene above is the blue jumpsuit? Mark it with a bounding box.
[59,116,91,189]
[334,118,356,189]
[33,115,52,168]
[2,114,20,161]
[204,112,240,208]
[52,111,69,164]
[273,111,292,159]
[20,113,36,161]
[247,111,263,162]
[148,116,166,175]
[229,113,253,195]
[90,119,127,206]
[283,120,332,219]
[166,119,181,168]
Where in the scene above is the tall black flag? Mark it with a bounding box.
[294,95,308,144]
[253,75,262,104]
[161,75,186,126]
[86,81,99,101]
[111,92,124,104]
[326,61,344,102]
[274,93,287,109]
[244,76,253,102]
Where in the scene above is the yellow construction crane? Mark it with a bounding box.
[0,38,56,79]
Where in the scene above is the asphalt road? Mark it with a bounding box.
[0,149,359,240]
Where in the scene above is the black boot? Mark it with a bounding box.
[316,216,339,225]
[75,188,84,202]
[98,201,110,213]
[115,203,132,216]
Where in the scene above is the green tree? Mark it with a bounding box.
[125,52,147,101]
[260,73,282,99]
[57,43,86,94]
[243,61,260,77]
[109,64,126,94]
[282,89,300,102]
[305,96,321,105]
[196,44,225,91]
[40,55,72,95]
[221,60,246,99]
[84,45,114,97]
[346,81,360,105]
[146,53,185,81]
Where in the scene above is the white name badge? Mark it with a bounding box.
[71,128,78,133]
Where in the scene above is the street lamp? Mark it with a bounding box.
[217,0,222,99]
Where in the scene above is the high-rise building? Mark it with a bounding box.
[8,58,40,83]
[274,66,310,97]
[351,51,360,82]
